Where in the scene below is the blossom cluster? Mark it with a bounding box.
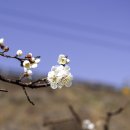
[22,53,41,78]
[47,54,73,89]
[0,38,73,89]
[82,119,95,130]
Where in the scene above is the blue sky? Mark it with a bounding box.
[0,0,130,87]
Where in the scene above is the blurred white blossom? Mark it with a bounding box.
[82,119,95,130]
[24,68,32,79]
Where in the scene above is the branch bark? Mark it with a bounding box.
[103,102,129,130]
[0,51,50,105]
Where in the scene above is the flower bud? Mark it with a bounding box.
[3,46,9,52]
[16,50,23,56]
[0,38,4,46]
[25,53,32,59]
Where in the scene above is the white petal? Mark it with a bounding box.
[35,58,40,64]
[57,85,63,89]
[51,65,59,71]
[27,70,32,75]
[65,81,72,87]
[67,59,70,63]
[24,67,27,72]
[88,123,95,130]
[64,65,70,71]
[0,38,4,45]
[59,54,65,58]
[50,83,58,89]
[31,63,38,68]
[48,71,55,78]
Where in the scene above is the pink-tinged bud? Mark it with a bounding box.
[3,46,9,52]
[25,53,32,59]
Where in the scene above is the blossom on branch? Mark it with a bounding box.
[0,38,73,105]
[16,50,23,56]
[58,54,70,65]
[48,54,73,89]
[22,53,41,78]
[24,68,32,78]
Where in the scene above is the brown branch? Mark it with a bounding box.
[0,89,8,92]
[0,75,50,88]
[68,105,82,125]
[42,105,82,128]
[0,51,50,105]
[0,74,50,105]
[0,52,40,62]
[22,86,34,105]
[104,102,129,130]
[43,118,73,127]
[0,44,50,105]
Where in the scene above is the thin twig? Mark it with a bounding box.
[22,86,35,105]
[68,105,82,125]
[0,51,49,105]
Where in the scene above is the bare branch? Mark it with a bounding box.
[22,86,34,105]
[68,105,82,125]
[104,102,129,130]
[0,89,8,92]
[0,51,50,105]
[0,74,50,88]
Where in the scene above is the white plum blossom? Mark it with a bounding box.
[16,50,23,56]
[23,68,32,79]
[30,57,41,68]
[47,65,73,89]
[22,54,41,78]
[58,54,70,65]
[47,70,61,89]
[23,58,40,69]
[23,60,31,69]
[82,119,95,130]
[48,54,73,89]
[24,69,32,76]
[0,38,4,45]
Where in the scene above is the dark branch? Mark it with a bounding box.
[0,89,8,92]
[0,75,50,89]
[22,87,34,105]
[0,51,50,105]
[104,102,129,130]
